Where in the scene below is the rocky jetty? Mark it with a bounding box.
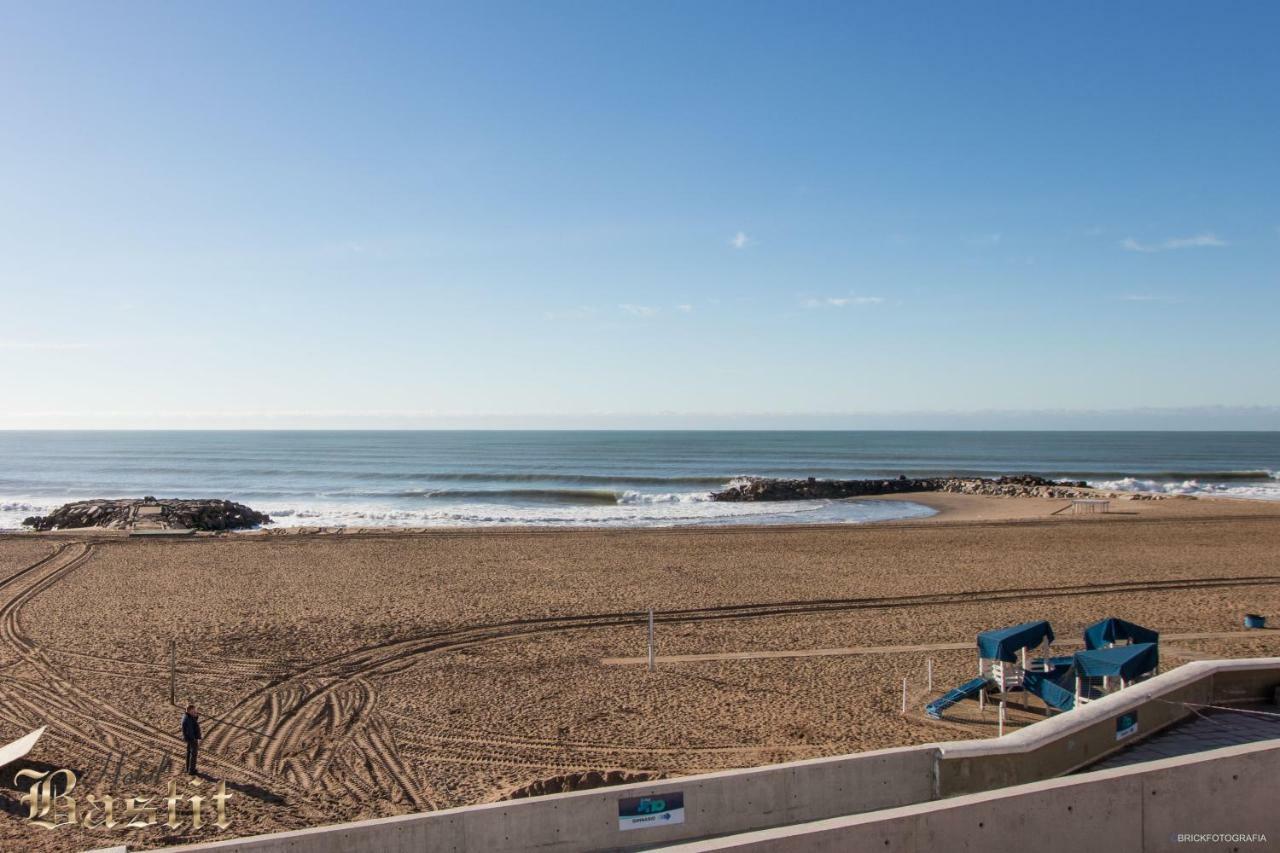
[712,474,1096,502]
[22,498,271,532]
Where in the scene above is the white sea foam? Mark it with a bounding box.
[253,496,935,529]
[0,500,58,531]
[1091,474,1280,501]
[617,490,713,504]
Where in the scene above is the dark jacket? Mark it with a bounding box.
[182,713,201,742]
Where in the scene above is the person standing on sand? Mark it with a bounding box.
[182,704,202,775]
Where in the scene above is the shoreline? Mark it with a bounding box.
[6,490,1280,541]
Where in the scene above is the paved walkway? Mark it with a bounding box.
[1085,704,1280,771]
[600,630,1275,666]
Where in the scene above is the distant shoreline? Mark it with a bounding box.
[9,490,1280,539]
[1,430,1275,530]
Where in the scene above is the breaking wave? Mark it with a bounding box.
[1090,474,1280,501]
[0,500,57,531]
[1075,469,1277,483]
[256,497,936,529]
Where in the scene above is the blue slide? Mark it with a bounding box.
[926,676,989,719]
[1023,668,1076,711]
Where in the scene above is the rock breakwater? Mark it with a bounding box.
[22,498,271,531]
[711,474,1096,502]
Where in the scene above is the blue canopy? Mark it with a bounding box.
[1023,669,1076,711]
[1073,642,1158,680]
[1083,617,1159,651]
[977,620,1055,662]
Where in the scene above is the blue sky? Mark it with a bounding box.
[1,1,1277,428]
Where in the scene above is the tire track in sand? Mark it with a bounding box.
[207,570,1280,807]
[0,542,323,817]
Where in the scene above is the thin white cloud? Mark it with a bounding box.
[729,231,751,250]
[676,304,694,313]
[803,296,885,308]
[965,232,1003,248]
[620,304,659,318]
[1120,233,1227,253]
[1118,294,1181,304]
[543,307,596,321]
[0,341,92,350]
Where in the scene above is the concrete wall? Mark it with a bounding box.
[661,738,1280,852]
[166,745,937,853]
[158,658,1280,853]
[935,656,1280,796]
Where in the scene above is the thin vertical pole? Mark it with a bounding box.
[169,639,176,705]
[647,608,655,673]
[1020,647,1028,709]
[901,677,908,715]
[927,658,933,692]
[998,700,1006,736]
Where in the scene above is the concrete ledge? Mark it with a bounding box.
[165,745,938,852]
[935,657,1280,795]
[662,738,1280,852]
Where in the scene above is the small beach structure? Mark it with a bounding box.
[1072,642,1159,705]
[977,619,1055,690]
[927,617,1161,722]
[926,620,1055,719]
[1083,616,1159,650]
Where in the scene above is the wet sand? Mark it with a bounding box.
[2,493,1279,850]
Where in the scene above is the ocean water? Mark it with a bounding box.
[0,431,1276,530]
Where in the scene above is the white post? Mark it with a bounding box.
[998,700,1006,736]
[927,658,934,692]
[979,687,986,711]
[169,639,176,705]
[647,608,655,673]
[901,677,908,715]
[1019,648,1028,709]
[1075,675,1081,704]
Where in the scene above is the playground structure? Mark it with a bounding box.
[926,617,1160,726]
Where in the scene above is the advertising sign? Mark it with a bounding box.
[618,792,684,831]
[1115,711,1139,741]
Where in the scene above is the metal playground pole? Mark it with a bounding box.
[169,639,176,705]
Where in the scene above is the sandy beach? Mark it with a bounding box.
[2,493,1280,851]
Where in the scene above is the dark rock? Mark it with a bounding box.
[711,474,1099,502]
[22,498,271,531]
